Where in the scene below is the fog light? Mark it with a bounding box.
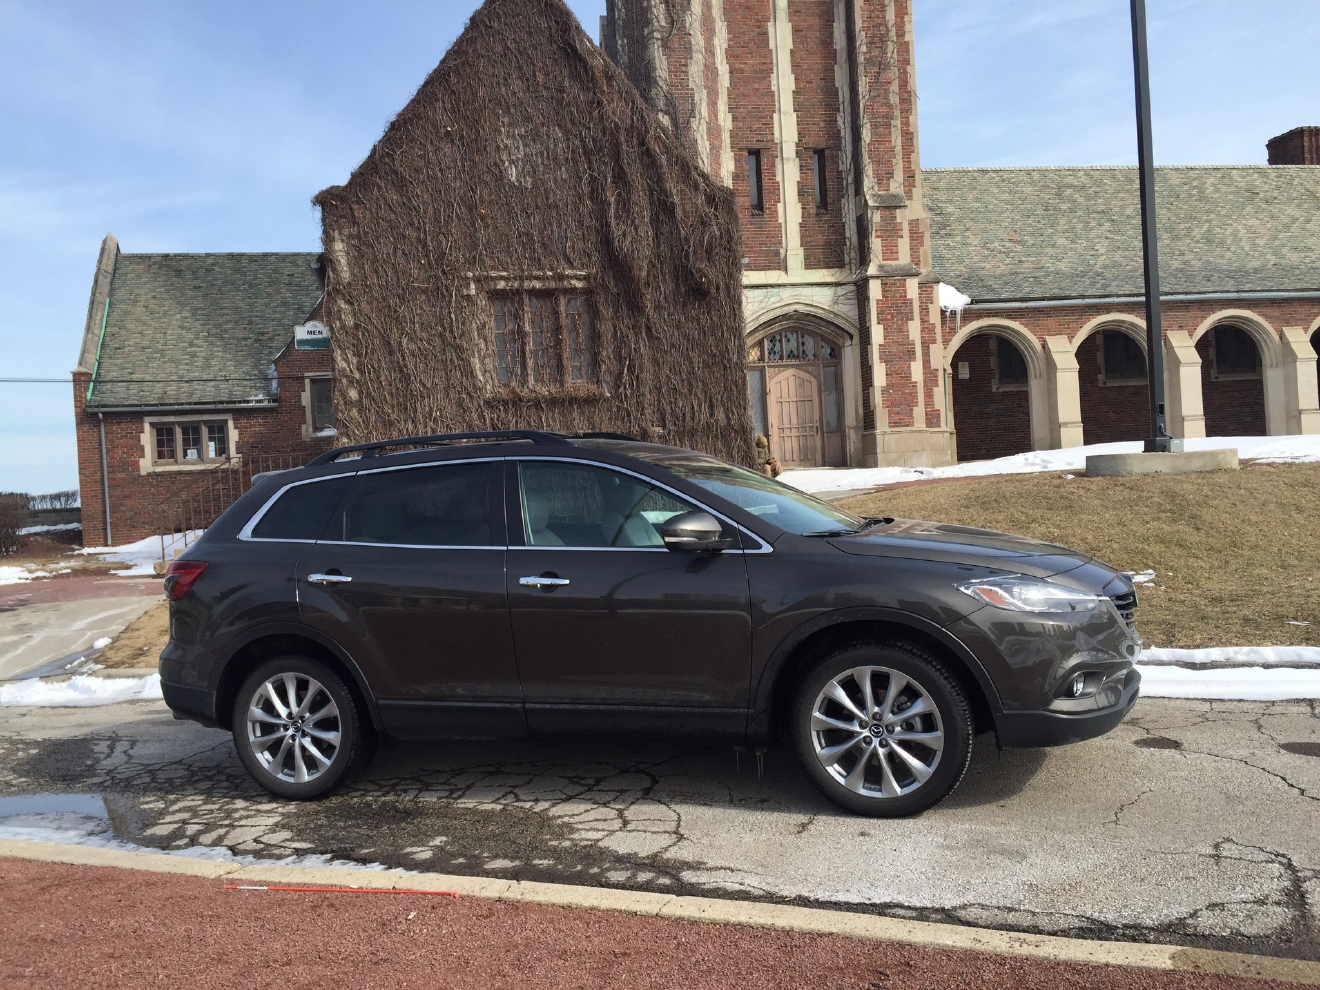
[1070,674,1087,698]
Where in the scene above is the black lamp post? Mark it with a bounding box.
[1130,0,1180,453]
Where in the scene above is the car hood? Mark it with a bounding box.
[827,519,1094,578]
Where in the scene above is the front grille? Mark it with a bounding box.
[1110,589,1138,630]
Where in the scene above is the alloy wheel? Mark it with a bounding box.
[246,673,342,784]
[809,665,945,799]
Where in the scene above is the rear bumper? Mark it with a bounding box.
[161,680,220,729]
[995,668,1140,748]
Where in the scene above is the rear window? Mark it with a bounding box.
[250,477,352,541]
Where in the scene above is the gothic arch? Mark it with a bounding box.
[1192,309,1283,435]
[944,318,1047,460]
[1191,310,1282,368]
[945,318,1045,380]
[1073,313,1149,354]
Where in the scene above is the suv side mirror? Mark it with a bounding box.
[661,511,736,552]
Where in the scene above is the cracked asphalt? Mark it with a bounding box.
[1,696,1316,961]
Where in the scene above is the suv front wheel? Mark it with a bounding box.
[232,656,372,799]
[792,642,972,816]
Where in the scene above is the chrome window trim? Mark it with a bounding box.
[238,474,359,544]
[513,456,773,554]
[238,456,505,546]
[237,453,773,554]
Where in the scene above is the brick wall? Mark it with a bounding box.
[1195,333,1267,437]
[726,2,782,270]
[74,344,334,547]
[790,0,846,270]
[950,335,1031,462]
[958,297,1320,445]
[1267,127,1320,165]
[1075,334,1149,443]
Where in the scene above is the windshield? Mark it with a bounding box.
[644,452,865,536]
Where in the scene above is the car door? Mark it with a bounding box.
[295,457,523,739]
[505,457,753,735]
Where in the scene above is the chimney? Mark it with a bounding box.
[1267,127,1320,165]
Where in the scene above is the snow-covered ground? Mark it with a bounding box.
[1141,646,1320,666]
[784,435,1320,494]
[0,565,69,586]
[0,673,163,706]
[1136,665,1320,701]
[77,530,202,576]
[18,523,81,535]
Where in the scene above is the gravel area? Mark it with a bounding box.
[0,858,1307,990]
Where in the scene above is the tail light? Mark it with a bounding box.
[165,560,208,601]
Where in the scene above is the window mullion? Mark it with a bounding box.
[556,292,570,385]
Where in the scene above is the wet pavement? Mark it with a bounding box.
[0,696,1316,960]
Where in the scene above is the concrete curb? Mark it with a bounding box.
[2,838,1317,984]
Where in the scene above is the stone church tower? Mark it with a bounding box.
[603,0,952,468]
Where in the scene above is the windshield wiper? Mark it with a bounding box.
[857,516,894,531]
[802,517,895,538]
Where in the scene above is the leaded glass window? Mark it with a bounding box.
[490,290,597,389]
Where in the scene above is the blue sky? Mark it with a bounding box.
[1,0,1316,496]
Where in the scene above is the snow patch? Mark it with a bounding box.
[1141,646,1320,666]
[937,282,971,313]
[19,523,81,535]
[78,530,202,576]
[783,435,1320,494]
[0,674,163,707]
[0,566,46,586]
[91,637,112,650]
[1127,570,1157,585]
[1135,665,1320,701]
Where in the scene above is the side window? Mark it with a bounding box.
[518,461,696,549]
[341,462,499,547]
[251,477,353,541]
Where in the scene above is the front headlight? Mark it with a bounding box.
[956,575,1100,613]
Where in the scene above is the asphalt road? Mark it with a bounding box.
[0,696,1316,961]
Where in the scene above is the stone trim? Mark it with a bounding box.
[138,413,240,476]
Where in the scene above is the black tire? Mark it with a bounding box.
[792,641,972,817]
[232,655,374,800]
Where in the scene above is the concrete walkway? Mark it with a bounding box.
[0,596,158,680]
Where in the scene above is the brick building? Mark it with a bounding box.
[925,165,1320,461]
[602,1,1320,466]
[72,235,336,546]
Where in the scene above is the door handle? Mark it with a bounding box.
[519,576,570,588]
[308,573,353,584]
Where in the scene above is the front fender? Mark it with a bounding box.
[747,606,1003,742]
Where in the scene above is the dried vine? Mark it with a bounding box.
[314,0,755,466]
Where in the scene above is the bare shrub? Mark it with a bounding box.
[0,493,30,555]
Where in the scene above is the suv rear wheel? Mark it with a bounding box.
[792,642,972,816]
[232,656,373,799]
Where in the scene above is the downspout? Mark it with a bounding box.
[98,412,112,546]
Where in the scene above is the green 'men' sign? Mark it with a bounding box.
[294,321,331,350]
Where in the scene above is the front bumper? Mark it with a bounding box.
[995,667,1141,747]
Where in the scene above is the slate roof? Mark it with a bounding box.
[86,252,323,409]
[922,166,1320,303]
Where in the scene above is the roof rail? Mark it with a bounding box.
[568,432,643,442]
[307,430,572,466]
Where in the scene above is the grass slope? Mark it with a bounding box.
[839,462,1319,649]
